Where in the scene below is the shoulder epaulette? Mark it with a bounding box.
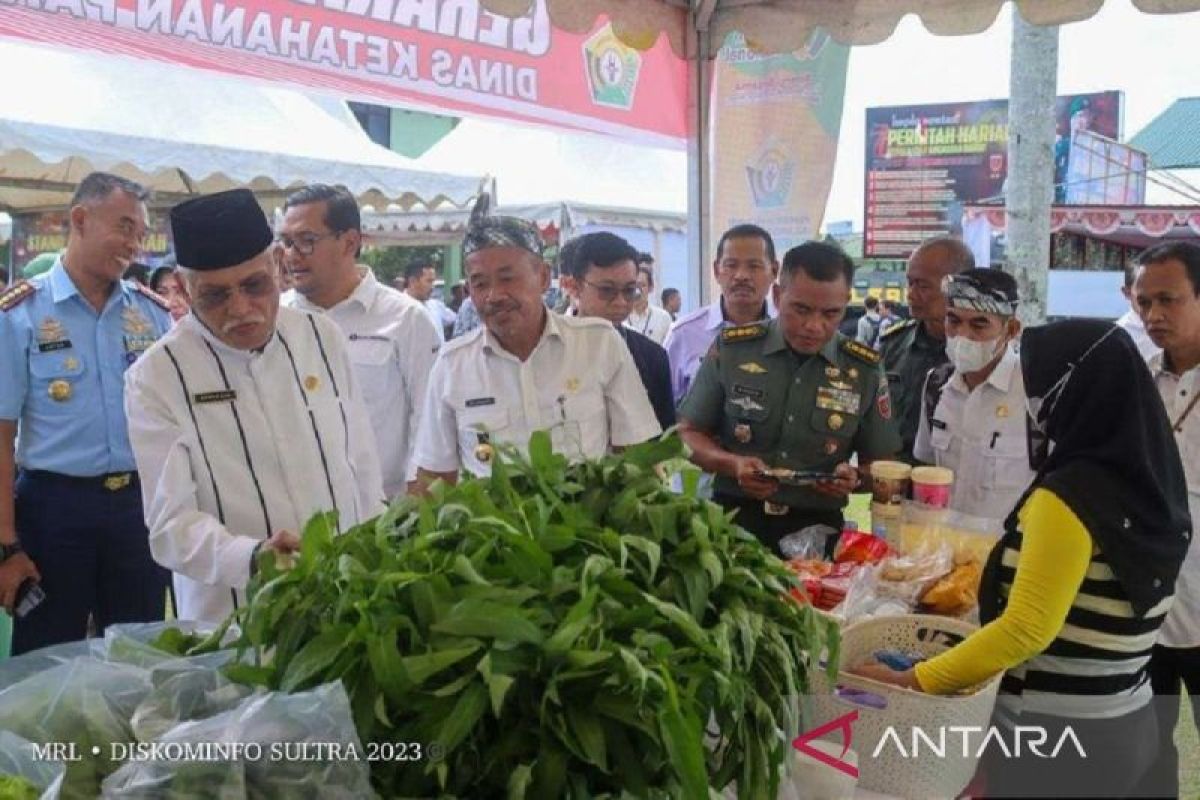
[0,280,35,312]
[442,326,482,355]
[842,338,881,365]
[879,318,916,340]
[132,282,171,312]
[720,323,768,344]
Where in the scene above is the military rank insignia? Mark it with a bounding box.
[0,280,35,312]
[842,339,881,365]
[721,323,767,343]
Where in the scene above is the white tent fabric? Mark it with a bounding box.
[0,41,484,212]
[411,117,686,213]
[481,0,1200,54]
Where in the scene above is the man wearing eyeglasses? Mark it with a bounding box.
[279,184,441,499]
[663,224,778,404]
[0,172,172,653]
[124,188,384,624]
[560,232,674,431]
[411,195,660,485]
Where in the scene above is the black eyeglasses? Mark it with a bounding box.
[582,279,643,302]
[276,231,341,256]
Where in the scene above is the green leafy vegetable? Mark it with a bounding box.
[226,433,837,798]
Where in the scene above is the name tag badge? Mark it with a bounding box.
[465,397,496,408]
[732,384,765,401]
[37,340,72,353]
[816,386,860,415]
[193,390,238,404]
[349,333,390,342]
[931,418,948,430]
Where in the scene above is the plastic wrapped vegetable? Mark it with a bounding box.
[0,639,103,688]
[0,658,151,799]
[132,652,256,743]
[0,732,66,800]
[102,682,374,799]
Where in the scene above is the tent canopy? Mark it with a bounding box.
[411,118,686,213]
[480,0,1200,54]
[0,41,485,213]
[362,200,686,244]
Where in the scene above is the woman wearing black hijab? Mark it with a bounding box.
[856,320,1192,797]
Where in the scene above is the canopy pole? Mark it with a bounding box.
[686,7,714,310]
[1005,8,1059,325]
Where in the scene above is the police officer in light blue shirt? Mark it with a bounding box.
[0,172,172,654]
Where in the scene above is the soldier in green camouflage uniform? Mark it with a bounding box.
[679,242,901,554]
[880,236,975,461]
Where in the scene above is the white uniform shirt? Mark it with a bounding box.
[287,272,441,497]
[663,300,776,403]
[1117,309,1160,362]
[124,307,385,623]
[1150,352,1200,648]
[913,347,1034,521]
[413,311,662,477]
[624,304,673,345]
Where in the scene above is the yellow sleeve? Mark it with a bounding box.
[913,488,1092,695]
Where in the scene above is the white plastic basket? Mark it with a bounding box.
[806,614,1001,799]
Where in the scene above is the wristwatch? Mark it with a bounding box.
[0,541,23,563]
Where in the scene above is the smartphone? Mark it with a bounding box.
[754,468,841,485]
[14,579,45,619]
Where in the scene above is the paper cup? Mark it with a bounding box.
[869,461,911,506]
[911,466,954,509]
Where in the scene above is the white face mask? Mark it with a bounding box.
[947,335,1004,374]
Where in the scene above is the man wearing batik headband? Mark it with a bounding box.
[913,268,1033,520]
[124,188,384,623]
[411,194,661,486]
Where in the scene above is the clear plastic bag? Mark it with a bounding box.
[779,524,838,560]
[0,658,152,800]
[0,638,104,687]
[876,543,955,606]
[103,621,233,669]
[0,731,66,800]
[131,652,256,744]
[102,682,375,799]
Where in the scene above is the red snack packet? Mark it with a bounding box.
[834,531,891,565]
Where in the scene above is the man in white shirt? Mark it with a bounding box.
[1132,241,1200,797]
[412,195,661,484]
[914,269,1032,521]
[278,184,441,499]
[623,255,672,345]
[125,188,384,623]
[1118,262,1161,361]
[404,259,456,342]
[663,224,778,403]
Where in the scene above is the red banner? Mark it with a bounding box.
[0,1,689,147]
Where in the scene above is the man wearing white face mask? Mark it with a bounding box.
[914,269,1033,520]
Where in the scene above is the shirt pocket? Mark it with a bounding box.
[724,398,775,449]
[457,405,512,473]
[809,404,859,443]
[929,425,953,458]
[550,389,607,459]
[982,428,1032,491]
[347,338,396,405]
[29,352,86,414]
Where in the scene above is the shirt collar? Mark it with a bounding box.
[292,271,376,315]
[180,309,275,361]
[707,297,772,331]
[985,346,1020,391]
[948,344,1019,393]
[481,307,559,358]
[49,256,135,309]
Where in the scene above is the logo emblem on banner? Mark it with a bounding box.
[746,143,795,209]
[583,25,641,110]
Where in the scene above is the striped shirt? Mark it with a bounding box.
[124,307,385,623]
[993,530,1173,721]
